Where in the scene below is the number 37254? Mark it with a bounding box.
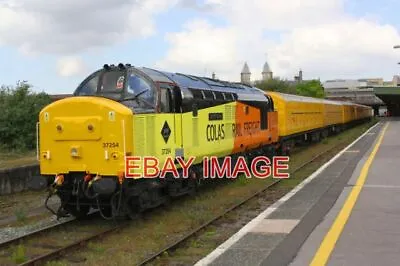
[103,142,119,148]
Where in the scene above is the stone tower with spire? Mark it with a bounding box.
[241,62,251,85]
[262,61,273,81]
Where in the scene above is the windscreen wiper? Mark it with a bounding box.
[120,89,149,101]
[118,89,154,108]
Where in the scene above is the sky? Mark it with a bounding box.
[1,0,400,94]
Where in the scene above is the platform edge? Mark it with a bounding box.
[193,121,381,266]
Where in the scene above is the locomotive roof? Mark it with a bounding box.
[136,67,268,102]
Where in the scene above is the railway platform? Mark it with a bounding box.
[195,118,398,266]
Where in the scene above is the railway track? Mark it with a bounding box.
[0,135,362,266]
[0,217,73,250]
[136,141,347,265]
[19,221,128,266]
[0,211,111,266]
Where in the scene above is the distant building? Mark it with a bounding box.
[240,60,274,85]
[294,69,303,83]
[240,60,310,87]
[392,75,400,86]
[240,62,252,85]
[261,61,273,81]
[323,78,385,105]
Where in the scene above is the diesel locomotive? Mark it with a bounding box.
[33,63,372,219]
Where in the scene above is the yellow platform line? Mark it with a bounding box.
[310,122,389,266]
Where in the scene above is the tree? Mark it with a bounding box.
[295,80,325,98]
[0,81,52,151]
[254,78,325,99]
[254,78,297,94]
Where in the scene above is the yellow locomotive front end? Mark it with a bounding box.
[36,64,162,219]
[39,96,133,177]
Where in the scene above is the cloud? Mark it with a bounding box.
[0,0,178,55]
[157,0,400,81]
[204,0,345,31]
[155,19,240,77]
[56,56,87,77]
[178,0,218,12]
[268,19,400,79]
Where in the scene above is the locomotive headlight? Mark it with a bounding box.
[42,150,51,160]
[70,146,81,157]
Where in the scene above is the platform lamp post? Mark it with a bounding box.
[394,45,400,73]
[394,45,400,72]
[391,45,400,116]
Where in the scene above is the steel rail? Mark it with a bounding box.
[19,221,130,266]
[136,141,347,265]
[8,123,374,266]
[0,217,75,249]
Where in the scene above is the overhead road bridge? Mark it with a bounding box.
[373,86,400,116]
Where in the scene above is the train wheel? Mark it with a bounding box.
[64,204,90,219]
[125,197,142,220]
[58,194,91,219]
[99,206,113,218]
[188,169,199,196]
[126,208,142,220]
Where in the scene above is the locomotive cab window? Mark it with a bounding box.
[74,70,101,96]
[75,69,126,100]
[95,70,127,101]
[126,73,155,102]
[100,70,125,93]
[121,71,157,112]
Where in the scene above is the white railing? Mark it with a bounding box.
[36,122,40,161]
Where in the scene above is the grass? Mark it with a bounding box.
[0,217,113,265]
[14,208,27,222]
[0,149,37,169]
[0,189,51,223]
[45,262,69,266]
[0,212,53,229]
[11,245,27,264]
[87,243,106,254]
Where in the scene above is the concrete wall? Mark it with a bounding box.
[0,164,39,195]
